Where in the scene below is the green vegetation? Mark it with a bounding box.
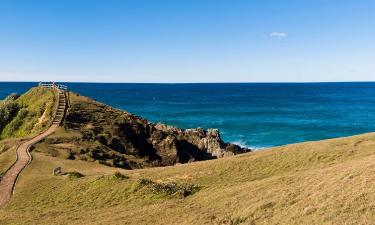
[34,93,147,169]
[135,178,200,198]
[0,87,57,139]
[65,171,84,179]
[0,94,20,132]
[111,171,129,180]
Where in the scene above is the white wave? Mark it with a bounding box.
[232,140,268,151]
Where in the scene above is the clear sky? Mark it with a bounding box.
[0,0,374,83]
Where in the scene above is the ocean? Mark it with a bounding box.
[1,82,375,149]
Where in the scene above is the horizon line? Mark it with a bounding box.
[1,80,375,85]
[0,80,375,85]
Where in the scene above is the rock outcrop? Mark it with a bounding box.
[39,93,250,169]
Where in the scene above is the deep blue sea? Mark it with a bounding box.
[1,82,375,149]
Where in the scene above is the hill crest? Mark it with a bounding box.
[35,91,250,169]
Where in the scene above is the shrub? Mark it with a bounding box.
[18,108,29,119]
[221,216,248,225]
[66,171,84,179]
[111,171,129,180]
[135,178,200,198]
[137,178,154,186]
[0,96,20,132]
[5,118,23,135]
[4,93,19,101]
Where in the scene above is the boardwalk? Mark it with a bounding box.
[0,84,67,208]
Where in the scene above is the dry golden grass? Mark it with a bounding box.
[0,139,21,174]
[2,133,375,224]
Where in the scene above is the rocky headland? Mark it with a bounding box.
[37,92,250,169]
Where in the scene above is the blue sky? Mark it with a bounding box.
[0,0,374,82]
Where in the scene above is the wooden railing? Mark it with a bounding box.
[38,82,68,91]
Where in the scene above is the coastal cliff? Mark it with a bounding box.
[37,92,250,169]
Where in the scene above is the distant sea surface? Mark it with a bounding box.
[1,82,375,149]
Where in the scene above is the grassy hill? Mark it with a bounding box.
[1,132,375,224]
[0,87,57,176]
[0,87,57,139]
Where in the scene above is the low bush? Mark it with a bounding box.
[4,117,23,136]
[18,108,29,119]
[137,178,153,186]
[3,93,19,102]
[66,171,84,179]
[135,178,200,198]
[111,171,129,180]
[0,96,19,133]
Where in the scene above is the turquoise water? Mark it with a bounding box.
[1,82,375,149]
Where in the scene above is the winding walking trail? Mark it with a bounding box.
[0,85,67,209]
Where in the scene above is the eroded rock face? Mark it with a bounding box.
[151,124,249,164]
[182,128,226,158]
[43,93,250,169]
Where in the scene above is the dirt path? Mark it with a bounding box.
[0,124,59,208]
[0,85,67,209]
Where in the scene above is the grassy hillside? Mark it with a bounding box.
[34,92,248,169]
[1,132,375,224]
[0,87,57,139]
[0,87,57,177]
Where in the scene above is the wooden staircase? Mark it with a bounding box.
[52,89,67,125]
[38,82,68,125]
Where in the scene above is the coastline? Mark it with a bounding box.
[1,82,375,148]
